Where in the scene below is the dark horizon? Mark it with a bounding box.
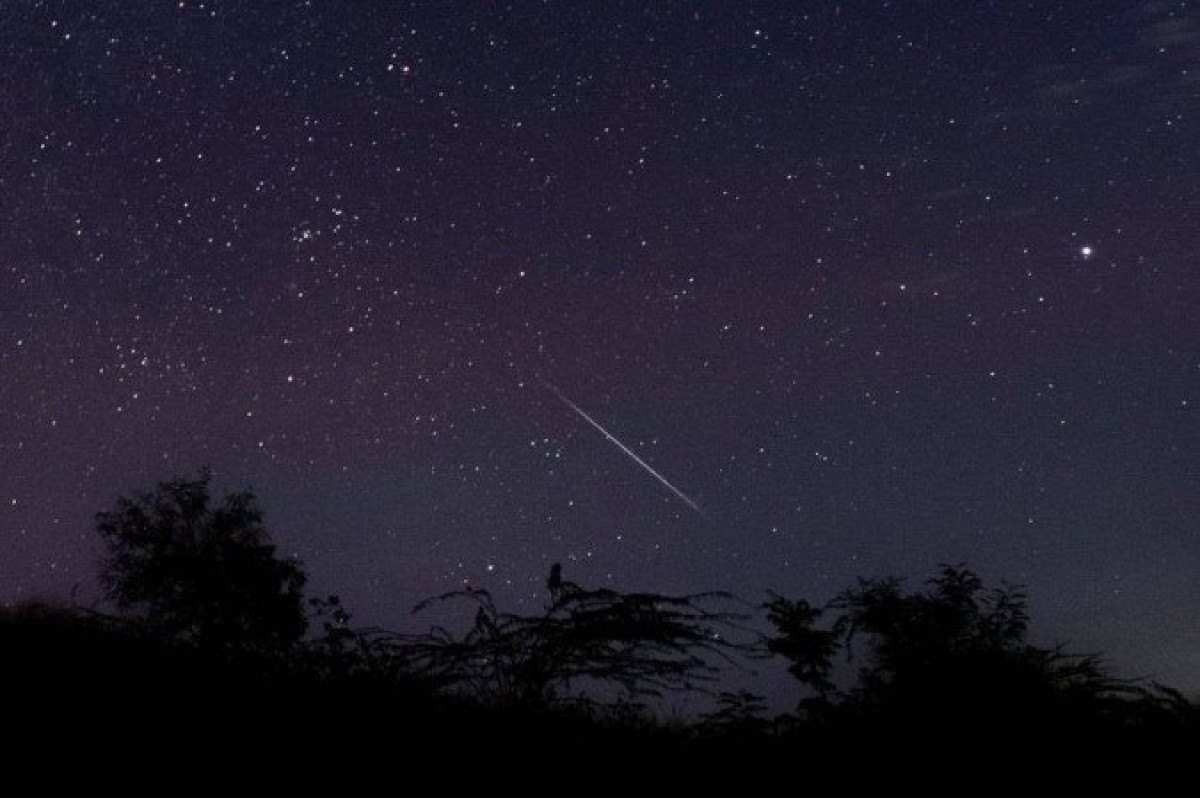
[2,1,1197,700]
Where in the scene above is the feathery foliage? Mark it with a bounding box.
[392,564,754,707]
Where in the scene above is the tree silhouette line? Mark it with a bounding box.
[4,470,1196,753]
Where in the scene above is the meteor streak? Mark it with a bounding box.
[545,382,704,515]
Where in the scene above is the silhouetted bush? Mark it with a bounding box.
[766,564,1196,740]
[389,563,756,710]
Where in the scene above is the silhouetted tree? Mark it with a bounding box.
[767,565,1155,733]
[96,469,307,652]
[832,567,1028,683]
[395,564,753,708]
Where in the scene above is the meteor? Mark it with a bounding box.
[545,382,704,515]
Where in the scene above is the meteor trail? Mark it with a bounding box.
[545,382,704,515]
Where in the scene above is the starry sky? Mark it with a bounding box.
[2,1,1197,695]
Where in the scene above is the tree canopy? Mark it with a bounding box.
[765,564,1162,734]
[96,469,308,651]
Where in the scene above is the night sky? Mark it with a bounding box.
[2,1,1197,696]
